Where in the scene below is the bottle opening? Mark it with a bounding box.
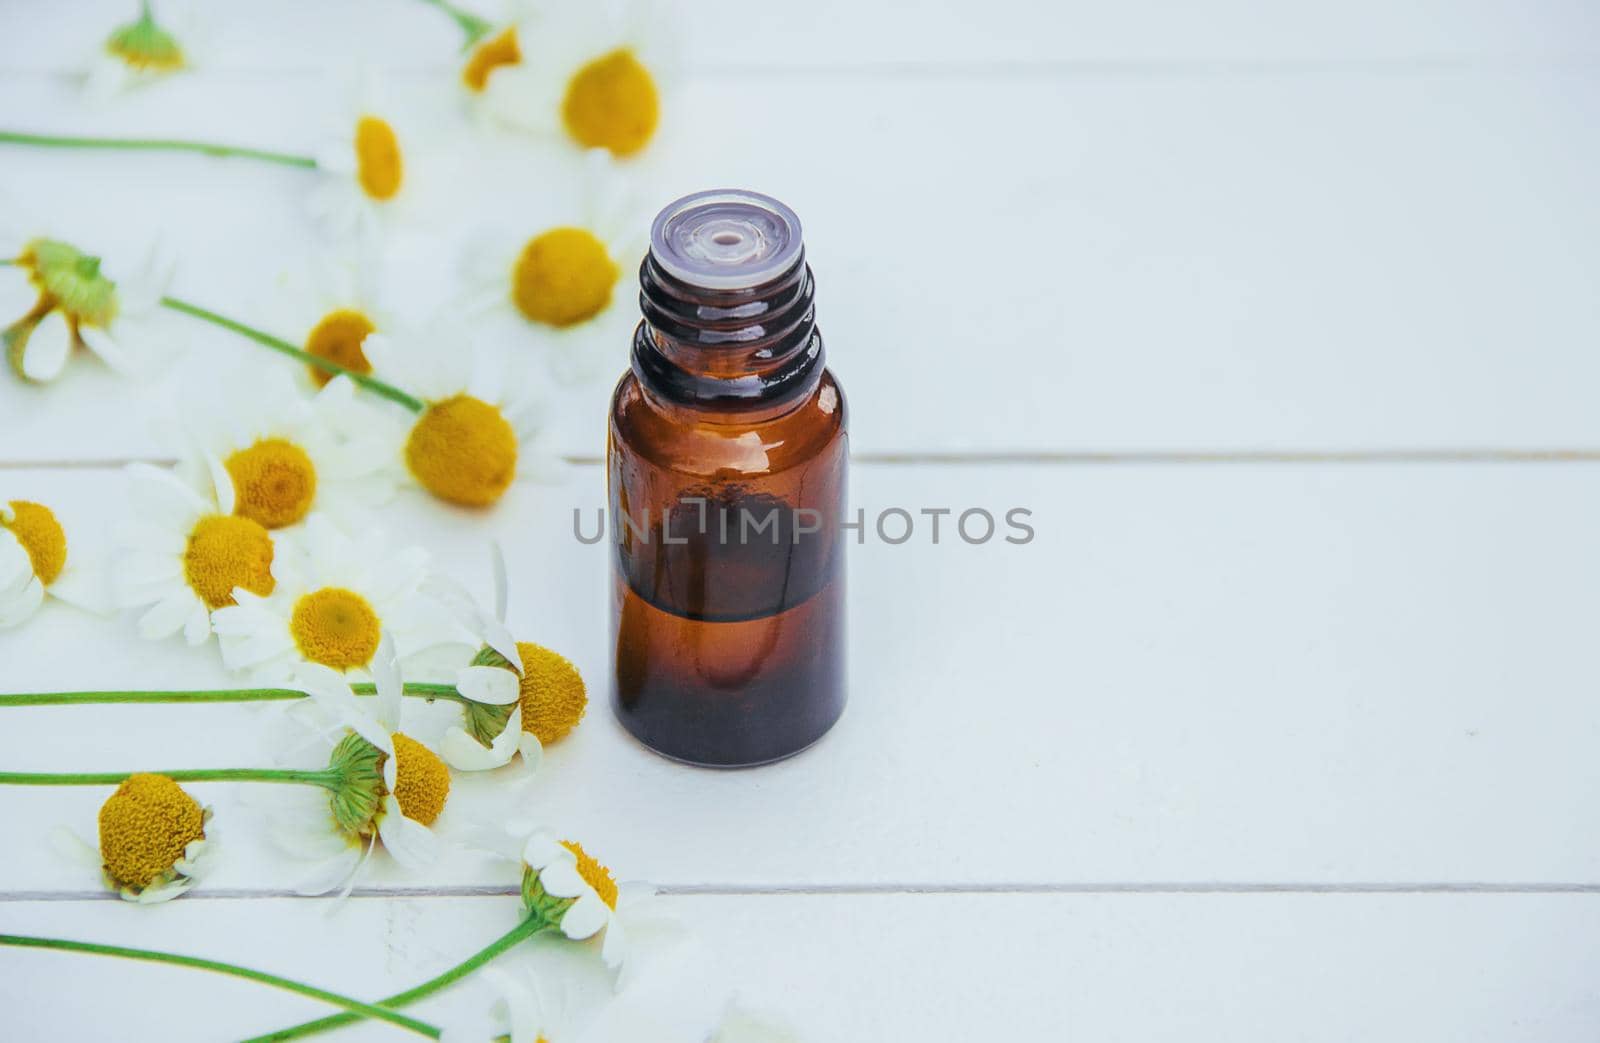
[650,189,803,290]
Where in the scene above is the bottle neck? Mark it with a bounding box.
[631,248,823,419]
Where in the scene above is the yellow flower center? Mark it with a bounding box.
[354,115,404,201]
[561,48,659,157]
[560,839,617,910]
[290,587,381,671]
[303,308,376,387]
[517,642,588,744]
[224,438,318,530]
[183,514,276,610]
[404,395,518,508]
[462,26,521,92]
[389,732,450,826]
[3,500,66,585]
[98,773,205,891]
[511,227,618,328]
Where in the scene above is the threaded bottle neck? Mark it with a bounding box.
[631,189,823,414]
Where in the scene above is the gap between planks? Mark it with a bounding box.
[6,449,1600,472]
[2,58,1599,81]
[5,881,1600,904]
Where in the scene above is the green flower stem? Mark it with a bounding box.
[0,688,306,707]
[0,130,316,169]
[243,915,553,1042]
[416,0,494,46]
[0,682,465,707]
[159,295,427,413]
[0,934,442,1038]
[361,682,467,704]
[0,768,340,789]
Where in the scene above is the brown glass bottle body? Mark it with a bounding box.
[608,243,847,767]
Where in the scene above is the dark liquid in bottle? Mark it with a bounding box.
[612,489,846,767]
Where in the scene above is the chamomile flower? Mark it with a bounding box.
[522,832,628,971]
[2,236,176,382]
[458,151,643,384]
[276,253,396,390]
[307,79,412,242]
[114,464,277,645]
[55,773,216,903]
[363,330,555,508]
[174,369,397,531]
[426,548,586,772]
[465,0,675,159]
[211,514,468,680]
[0,499,105,627]
[274,639,450,893]
[85,1,189,99]
[442,640,585,773]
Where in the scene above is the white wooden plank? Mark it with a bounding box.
[0,460,1596,892]
[0,69,1597,461]
[1,0,1597,73]
[2,891,1598,1041]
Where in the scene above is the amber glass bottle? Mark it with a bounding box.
[608,189,847,767]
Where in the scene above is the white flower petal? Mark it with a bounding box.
[76,324,133,372]
[440,718,519,772]
[0,533,33,591]
[181,603,213,644]
[457,820,528,863]
[126,461,212,517]
[44,565,112,613]
[517,732,543,773]
[0,574,44,627]
[132,876,195,904]
[600,915,627,970]
[378,796,439,870]
[558,893,611,940]
[272,813,356,861]
[521,831,567,869]
[293,844,365,897]
[204,452,236,516]
[482,967,547,1043]
[457,664,519,705]
[537,860,590,901]
[50,826,102,873]
[137,590,197,639]
[20,310,72,382]
[371,631,403,730]
[335,834,377,901]
[295,662,392,752]
[482,618,522,674]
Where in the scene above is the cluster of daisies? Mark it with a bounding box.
[5,0,663,392]
[7,437,594,883]
[0,4,805,1038]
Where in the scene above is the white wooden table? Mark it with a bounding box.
[2,1,1598,1039]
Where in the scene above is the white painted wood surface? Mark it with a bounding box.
[7,893,1600,1042]
[1,1,1597,1040]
